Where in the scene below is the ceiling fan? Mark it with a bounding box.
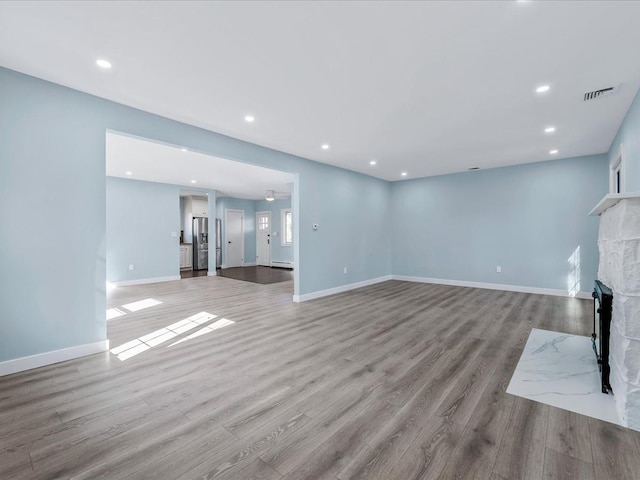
[265,189,290,202]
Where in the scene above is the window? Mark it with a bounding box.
[281,209,292,246]
[610,144,625,194]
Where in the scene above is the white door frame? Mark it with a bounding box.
[256,211,271,267]
[224,209,245,268]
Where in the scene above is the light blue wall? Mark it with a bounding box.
[215,197,257,266]
[0,66,390,363]
[255,198,294,264]
[106,177,180,283]
[608,87,640,192]
[390,155,608,294]
[2,62,610,367]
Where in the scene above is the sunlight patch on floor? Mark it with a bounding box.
[122,298,163,312]
[110,311,218,361]
[106,308,127,321]
[168,318,235,347]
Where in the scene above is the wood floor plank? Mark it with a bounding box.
[181,409,310,479]
[492,397,549,480]
[435,346,521,480]
[545,407,593,464]
[357,415,464,480]
[589,417,640,480]
[542,447,595,480]
[1,278,636,480]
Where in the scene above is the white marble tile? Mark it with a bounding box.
[507,328,626,428]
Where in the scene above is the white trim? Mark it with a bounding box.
[0,340,109,377]
[610,143,625,194]
[390,275,592,299]
[243,262,257,267]
[271,260,293,269]
[589,192,640,216]
[281,208,293,246]
[207,271,218,277]
[293,275,392,302]
[111,275,180,287]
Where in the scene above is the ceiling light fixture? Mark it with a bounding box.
[369,160,377,165]
[96,59,112,69]
[401,172,408,177]
[191,180,196,184]
[536,85,550,93]
[125,171,132,175]
[549,149,559,155]
[181,148,187,152]
[265,190,275,202]
[245,115,255,123]
[321,144,330,150]
[544,126,556,133]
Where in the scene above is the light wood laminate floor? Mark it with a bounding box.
[2,277,640,480]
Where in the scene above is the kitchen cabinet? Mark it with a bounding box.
[180,244,192,269]
[192,198,208,218]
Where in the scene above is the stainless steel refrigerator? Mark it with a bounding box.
[215,218,222,269]
[192,217,209,271]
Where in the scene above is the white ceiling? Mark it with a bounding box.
[2,1,640,180]
[106,132,293,200]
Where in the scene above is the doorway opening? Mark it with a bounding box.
[105,130,298,298]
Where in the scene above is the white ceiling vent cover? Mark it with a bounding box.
[584,86,616,101]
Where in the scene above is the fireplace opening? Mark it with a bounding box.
[592,280,613,394]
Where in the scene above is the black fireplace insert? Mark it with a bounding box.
[592,280,613,394]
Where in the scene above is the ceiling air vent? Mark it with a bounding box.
[584,86,615,102]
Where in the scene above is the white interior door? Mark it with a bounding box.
[256,211,271,267]
[225,209,244,267]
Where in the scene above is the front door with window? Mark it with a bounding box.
[256,211,271,267]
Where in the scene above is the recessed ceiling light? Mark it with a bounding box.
[245,115,255,123]
[96,59,112,69]
[125,171,132,175]
[181,148,187,152]
[401,172,408,177]
[549,149,559,155]
[321,144,330,150]
[369,160,377,165]
[191,180,196,184]
[544,126,556,133]
[536,85,550,93]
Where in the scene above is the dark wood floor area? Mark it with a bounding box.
[180,269,209,279]
[1,278,639,479]
[218,265,293,284]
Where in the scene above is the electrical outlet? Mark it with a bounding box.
[496,265,501,273]
[129,264,135,271]
[344,267,348,274]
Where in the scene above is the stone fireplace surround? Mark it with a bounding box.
[591,194,640,429]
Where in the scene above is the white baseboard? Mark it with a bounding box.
[243,262,257,267]
[0,340,109,377]
[293,275,393,303]
[207,271,218,277]
[271,260,294,269]
[391,275,592,299]
[111,275,181,287]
